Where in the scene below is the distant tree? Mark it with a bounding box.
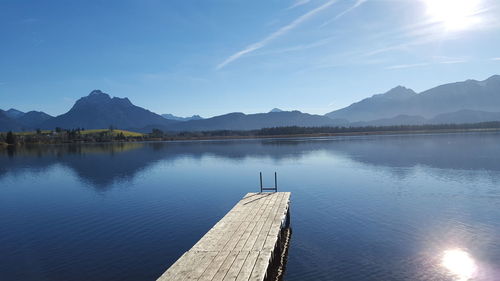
[55,127,62,133]
[109,125,115,132]
[6,131,16,145]
[151,128,163,138]
[36,128,42,135]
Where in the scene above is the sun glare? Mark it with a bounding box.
[442,249,478,281]
[423,0,482,31]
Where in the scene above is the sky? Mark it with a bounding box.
[1,0,499,118]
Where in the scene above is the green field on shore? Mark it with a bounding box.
[13,129,144,137]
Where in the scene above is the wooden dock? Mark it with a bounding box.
[156,192,291,281]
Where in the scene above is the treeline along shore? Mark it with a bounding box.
[2,121,500,147]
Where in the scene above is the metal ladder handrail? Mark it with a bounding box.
[260,172,278,192]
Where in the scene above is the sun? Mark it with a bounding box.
[423,0,482,31]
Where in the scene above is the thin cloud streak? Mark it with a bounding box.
[287,0,311,10]
[363,34,441,57]
[253,37,334,56]
[385,63,430,70]
[216,0,338,70]
[492,57,500,61]
[386,60,468,70]
[320,0,367,27]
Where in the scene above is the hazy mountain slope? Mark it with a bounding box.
[326,86,417,122]
[0,110,22,131]
[161,114,203,121]
[429,110,500,124]
[350,115,427,127]
[326,75,500,122]
[41,90,176,130]
[4,108,25,119]
[17,111,54,128]
[412,75,500,117]
[161,111,348,132]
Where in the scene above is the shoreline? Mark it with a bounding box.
[2,127,500,147]
[161,127,500,141]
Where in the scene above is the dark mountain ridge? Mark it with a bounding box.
[0,110,22,131]
[0,109,53,131]
[18,111,54,128]
[4,108,25,119]
[40,90,176,130]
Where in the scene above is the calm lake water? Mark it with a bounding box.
[1,132,500,281]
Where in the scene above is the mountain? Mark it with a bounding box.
[0,110,22,131]
[269,108,284,113]
[326,86,417,122]
[159,110,348,132]
[41,90,176,130]
[326,75,500,122]
[5,108,25,119]
[429,110,500,124]
[351,115,427,127]
[17,111,54,128]
[161,113,204,122]
[2,75,500,132]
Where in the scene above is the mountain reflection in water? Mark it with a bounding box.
[2,133,500,190]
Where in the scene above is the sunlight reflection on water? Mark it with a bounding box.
[442,249,478,281]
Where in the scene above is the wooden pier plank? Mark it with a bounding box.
[156,192,290,281]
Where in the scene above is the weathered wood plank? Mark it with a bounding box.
[235,251,260,281]
[222,250,250,281]
[197,251,231,281]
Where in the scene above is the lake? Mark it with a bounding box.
[1,132,500,281]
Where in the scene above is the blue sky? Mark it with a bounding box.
[1,0,499,117]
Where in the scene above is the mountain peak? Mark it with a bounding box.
[162,113,204,121]
[486,74,500,82]
[269,108,283,113]
[89,89,107,96]
[111,96,133,106]
[5,108,25,119]
[79,90,111,104]
[375,85,416,99]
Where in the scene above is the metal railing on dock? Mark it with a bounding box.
[260,172,278,192]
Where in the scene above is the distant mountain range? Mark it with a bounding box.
[0,108,53,131]
[161,113,204,122]
[326,75,500,122]
[1,75,499,132]
[157,111,346,132]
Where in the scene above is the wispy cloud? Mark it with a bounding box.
[385,63,430,70]
[287,0,311,10]
[492,57,500,61]
[254,37,334,56]
[363,33,441,57]
[216,0,338,70]
[385,59,468,70]
[320,0,367,27]
[440,59,468,64]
